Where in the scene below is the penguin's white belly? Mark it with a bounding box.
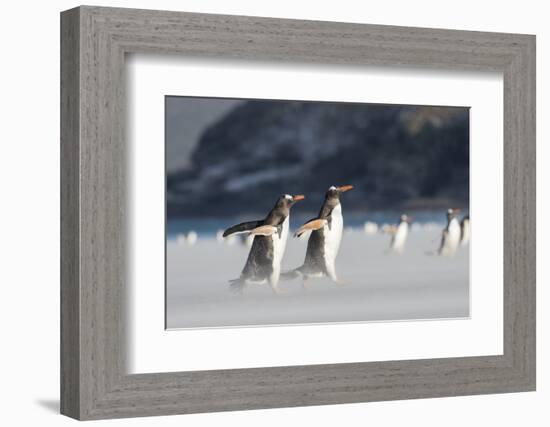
[461,221,470,246]
[323,204,343,280]
[441,219,461,255]
[270,216,289,284]
[391,223,408,253]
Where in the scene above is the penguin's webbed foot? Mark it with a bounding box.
[333,278,347,286]
[228,278,246,294]
[270,286,286,296]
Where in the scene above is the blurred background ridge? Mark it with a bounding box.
[166,97,469,219]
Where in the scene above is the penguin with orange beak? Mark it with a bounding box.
[283,185,353,286]
[223,194,304,294]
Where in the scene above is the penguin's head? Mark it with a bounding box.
[326,185,354,201]
[446,208,461,221]
[400,214,412,223]
[276,194,305,210]
[267,194,304,224]
[320,185,353,216]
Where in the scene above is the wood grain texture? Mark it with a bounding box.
[60,7,80,419]
[60,5,536,420]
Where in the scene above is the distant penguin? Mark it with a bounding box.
[390,214,411,254]
[363,221,378,235]
[282,185,353,286]
[438,209,461,256]
[460,215,470,246]
[176,232,197,246]
[176,233,187,246]
[225,234,236,246]
[186,231,198,246]
[223,194,304,294]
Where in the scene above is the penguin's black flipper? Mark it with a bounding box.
[223,220,263,237]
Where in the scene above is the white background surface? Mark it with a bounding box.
[0,0,546,426]
[129,57,503,373]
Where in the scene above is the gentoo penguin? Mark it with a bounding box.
[460,215,470,246]
[438,208,461,256]
[363,221,378,235]
[283,185,353,286]
[223,194,304,294]
[390,214,411,254]
[186,230,198,246]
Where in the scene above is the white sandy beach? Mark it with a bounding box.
[167,228,469,329]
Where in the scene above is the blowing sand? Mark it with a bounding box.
[166,228,469,329]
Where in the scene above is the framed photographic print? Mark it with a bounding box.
[61,5,536,420]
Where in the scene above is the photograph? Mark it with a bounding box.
[165,96,470,329]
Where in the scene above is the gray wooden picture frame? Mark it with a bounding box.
[60,5,536,420]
